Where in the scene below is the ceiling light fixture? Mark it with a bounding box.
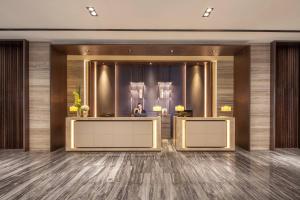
[203,7,214,17]
[86,7,95,11]
[86,7,98,16]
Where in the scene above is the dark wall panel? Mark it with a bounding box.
[0,40,29,150]
[234,47,251,150]
[50,47,67,151]
[116,62,184,117]
[272,42,300,148]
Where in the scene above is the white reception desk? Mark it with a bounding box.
[66,117,161,151]
[174,117,235,151]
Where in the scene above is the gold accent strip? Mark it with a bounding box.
[182,120,186,148]
[68,55,234,61]
[204,62,208,117]
[83,60,89,105]
[153,120,157,148]
[115,63,118,116]
[212,61,218,117]
[183,63,187,108]
[70,120,75,149]
[226,120,231,148]
[94,61,98,117]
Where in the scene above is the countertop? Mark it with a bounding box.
[66,117,160,121]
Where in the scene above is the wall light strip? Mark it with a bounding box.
[204,64,207,117]
[83,60,88,105]
[94,61,98,117]
[212,61,218,117]
[70,120,75,149]
[182,120,186,148]
[226,120,231,148]
[115,63,118,116]
[183,63,187,108]
[153,120,157,148]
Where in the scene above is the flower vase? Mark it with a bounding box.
[83,110,88,118]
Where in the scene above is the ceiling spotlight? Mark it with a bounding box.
[203,12,210,17]
[203,7,214,17]
[86,7,95,11]
[90,11,97,16]
[206,8,214,13]
[86,6,98,16]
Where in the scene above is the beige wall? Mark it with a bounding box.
[29,42,50,151]
[217,45,271,150]
[250,44,271,150]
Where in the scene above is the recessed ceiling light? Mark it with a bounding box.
[86,6,98,16]
[90,11,97,16]
[203,7,214,17]
[206,8,214,13]
[86,7,95,11]
[203,12,210,17]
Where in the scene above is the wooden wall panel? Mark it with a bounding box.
[272,43,299,148]
[29,42,50,151]
[50,47,67,151]
[186,64,205,116]
[250,44,271,150]
[96,63,115,115]
[67,60,84,116]
[217,60,234,117]
[0,40,29,150]
[234,47,251,150]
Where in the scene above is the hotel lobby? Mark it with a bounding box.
[0,0,300,199]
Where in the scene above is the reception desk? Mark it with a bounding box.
[174,117,235,151]
[66,117,161,151]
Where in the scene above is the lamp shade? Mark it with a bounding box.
[175,105,185,112]
[153,105,162,112]
[221,105,232,112]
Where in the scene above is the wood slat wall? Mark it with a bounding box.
[273,43,299,148]
[250,44,271,150]
[29,42,50,151]
[217,60,234,117]
[0,40,29,150]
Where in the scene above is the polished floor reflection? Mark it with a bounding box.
[0,141,300,200]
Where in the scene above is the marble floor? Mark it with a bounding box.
[0,141,300,200]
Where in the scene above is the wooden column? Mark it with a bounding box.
[234,46,251,150]
[50,47,67,151]
[271,41,300,149]
[0,40,29,150]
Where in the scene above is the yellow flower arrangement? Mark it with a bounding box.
[69,87,82,115]
[69,106,78,112]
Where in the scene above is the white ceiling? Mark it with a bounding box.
[0,0,300,43]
